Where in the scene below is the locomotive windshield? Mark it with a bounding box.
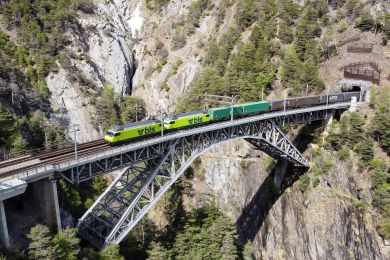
[106,131,115,137]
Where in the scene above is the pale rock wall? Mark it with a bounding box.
[372,0,390,13]
[194,140,389,259]
[46,69,99,142]
[131,0,231,115]
[46,0,136,140]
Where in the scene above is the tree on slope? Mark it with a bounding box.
[281,47,302,93]
[52,228,80,260]
[147,241,170,259]
[99,244,124,260]
[28,225,56,260]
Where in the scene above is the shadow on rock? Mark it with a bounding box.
[236,161,306,244]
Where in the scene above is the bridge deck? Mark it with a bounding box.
[0,101,353,183]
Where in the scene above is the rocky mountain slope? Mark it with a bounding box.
[1,0,390,259]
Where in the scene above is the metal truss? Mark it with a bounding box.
[59,108,329,184]
[77,119,309,248]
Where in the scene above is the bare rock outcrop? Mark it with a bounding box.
[193,140,389,259]
[131,0,234,115]
[46,0,136,139]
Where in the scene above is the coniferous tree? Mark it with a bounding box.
[281,47,302,93]
[220,232,238,260]
[378,13,390,44]
[279,0,300,26]
[356,137,374,164]
[99,245,124,260]
[146,242,170,260]
[95,82,118,130]
[302,57,324,92]
[236,0,258,29]
[92,176,109,196]
[52,228,80,260]
[27,225,56,260]
[0,105,15,145]
[372,106,390,154]
[11,135,28,153]
[58,180,83,214]
[243,241,255,260]
[120,96,146,123]
[278,22,294,44]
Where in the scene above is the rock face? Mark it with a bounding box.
[41,0,390,257]
[193,140,389,259]
[131,0,233,115]
[372,0,390,13]
[46,0,136,140]
[46,69,99,142]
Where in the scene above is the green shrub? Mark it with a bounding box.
[298,174,311,190]
[171,28,187,50]
[379,219,390,239]
[339,147,350,161]
[312,177,320,188]
[311,150,335,175]
[338,21,348,33]
[356,14,376,31]
[356,138,374,164]
[145,0,170,10]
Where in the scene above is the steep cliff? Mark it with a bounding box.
[2,0,390,258]
[45,0,137,141]
[58,0,390,258]
[192,139,389,259]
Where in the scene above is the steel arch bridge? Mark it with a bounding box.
[76,106,338,248]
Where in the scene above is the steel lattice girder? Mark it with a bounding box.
[59,109,328,184]
[77,120,309,248]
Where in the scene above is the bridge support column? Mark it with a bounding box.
[0,201,10,248]
[324,112,333,127]
[26,178,62,233]
[38,179,62,232]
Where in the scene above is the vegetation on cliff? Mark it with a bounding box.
[1,0,390,258]
[0,0,94,156]
[178,0,328,112]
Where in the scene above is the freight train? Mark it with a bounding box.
[104,91,362,144]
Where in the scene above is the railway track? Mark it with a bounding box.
[0,139,110,178]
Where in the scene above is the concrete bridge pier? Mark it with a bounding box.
[324,112,334,128]
[27,178,62,233]
[0,200,10,248]
[0,177,61,247]
[0,179,28,247]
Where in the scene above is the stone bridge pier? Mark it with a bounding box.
[0,177,61,247]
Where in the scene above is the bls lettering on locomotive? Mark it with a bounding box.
[137,126,156,136]
[188,117,203,125]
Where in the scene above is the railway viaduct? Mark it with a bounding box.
[0,94,364,248]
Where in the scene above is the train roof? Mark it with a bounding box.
[235,101,269,106]
[110,119,161,131]
[167,110,206,120]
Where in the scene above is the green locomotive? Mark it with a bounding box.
[164,111,211,130]
[104,120,162,144]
